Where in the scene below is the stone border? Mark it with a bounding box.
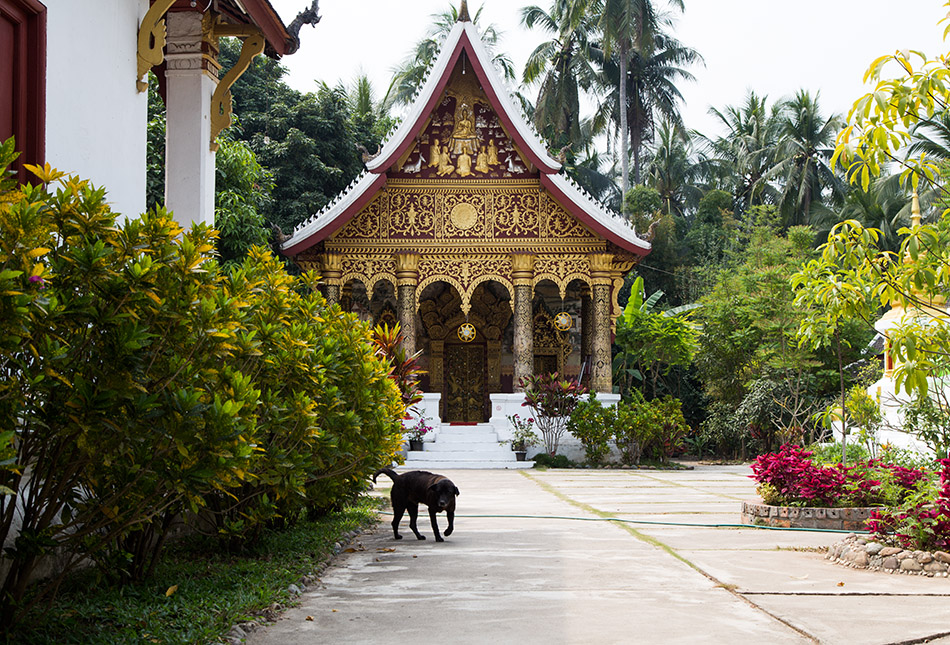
[740,501,874,531]
[828,534,950,577]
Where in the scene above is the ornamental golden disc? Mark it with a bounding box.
[554,312,573,331]
[450,202,478,230]
[458,322,477,342]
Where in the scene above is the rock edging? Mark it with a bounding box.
[828,533,950,577]
[740,501,874,531]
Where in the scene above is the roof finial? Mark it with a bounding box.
[457,0,471,22]
[912,190,922,227]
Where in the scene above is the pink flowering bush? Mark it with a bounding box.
[751,445,929,508]
[866,458,950,551]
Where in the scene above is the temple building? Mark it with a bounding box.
[280,5,650,462]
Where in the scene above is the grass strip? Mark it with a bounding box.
[8,497,382,645]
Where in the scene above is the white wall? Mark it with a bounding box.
[44,0,148,219]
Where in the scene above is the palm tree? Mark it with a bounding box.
[769,90,845,227]
[597,0,693,198]
[383,3,515,109]
[697,91,782,213]
[644,119,701,218]
[521,0,601,148]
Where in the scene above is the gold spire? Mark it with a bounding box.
[912,190,922,227]
[457,0,471,22]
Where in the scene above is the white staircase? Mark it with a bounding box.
[401,424,534,470]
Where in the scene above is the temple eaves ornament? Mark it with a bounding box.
[209,22,267,150]
[136,0,177,91]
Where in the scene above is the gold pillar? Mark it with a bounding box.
[589,253,614,393]
[395,252,420,354]
[430,340,444,391]
[487,339,502,391]
[580,285,593,386]
[511,253,536,392]
[321,253,343,305]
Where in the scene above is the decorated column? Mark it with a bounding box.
[395,252,421,353]
[511,253,536,392]
[580,285,593,384]
[164,11,218,229]
[320,253,343,305]
[589,253,614,393]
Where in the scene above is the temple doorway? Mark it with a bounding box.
[444,341,487,423]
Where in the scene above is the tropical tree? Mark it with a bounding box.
[770,90,845,227]
[214,136,273,267]
[597,0,696,195]
[521,0,601,148]
[349,72,397,154]
[644,118,701,218]
[697,91,781,213]
[384,3,515,109]
[613,276,698,399]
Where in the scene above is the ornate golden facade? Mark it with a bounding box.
[284,41,648,423]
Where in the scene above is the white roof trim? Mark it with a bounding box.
[281,170,378,252]
[460,22,560,172]
[545,172,651,252]
[366,21,561,173]
[365,23,465,172]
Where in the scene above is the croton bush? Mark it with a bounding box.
[0,140,404,629]
[750,445,929,508]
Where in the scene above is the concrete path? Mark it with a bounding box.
[247,466,950,645]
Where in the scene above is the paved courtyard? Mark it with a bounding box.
[248,465,950,645]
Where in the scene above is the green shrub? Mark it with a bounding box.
[614,394,689,465]
[568,395,615,465]
[532,453,575,468]
[0,143,405,629]
[0,148,259,624]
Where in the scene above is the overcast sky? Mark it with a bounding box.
[267,0,950,139]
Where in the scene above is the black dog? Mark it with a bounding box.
[373,468,459,542]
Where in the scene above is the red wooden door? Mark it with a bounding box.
[0,0,45,181]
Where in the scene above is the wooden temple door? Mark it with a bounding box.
[444,343,487,423]
[534,354,558,376]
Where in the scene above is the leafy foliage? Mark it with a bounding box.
[521,372,587,456]
[750,445,928,508]
[613,275,697,398]
[867,458,950,551]
[0,148,404,628]
[567,394,615,464]
[567,393,689,465]
[0,149,258,620]
[372,322,425,412]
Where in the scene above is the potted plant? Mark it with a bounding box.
[406,416,433,451]
[504,414,540,461]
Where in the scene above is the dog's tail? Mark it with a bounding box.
[373,468,400,484]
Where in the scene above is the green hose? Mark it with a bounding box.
[379,511,868,534]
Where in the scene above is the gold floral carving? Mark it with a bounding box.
[419,285,512,346]
[331,181,602,252]
[340,255,396,297]
[416,254,513,316]
[533,255,591,299]
[534,309,572,371]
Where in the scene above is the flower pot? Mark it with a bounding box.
[515,451,527,461]
[409,439,423,451]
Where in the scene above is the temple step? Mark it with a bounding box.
[402,424,534,469]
